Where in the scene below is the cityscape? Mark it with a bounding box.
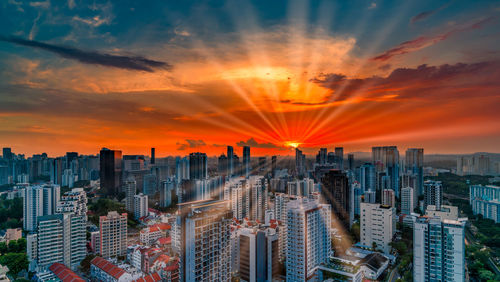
[1,1,500,282]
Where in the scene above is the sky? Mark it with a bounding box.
[0,0,499,157]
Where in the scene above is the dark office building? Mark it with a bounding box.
[2,148,12,160]
[243,146,251,177]
[218,154,228,176]
[99,148,122,196]
[258,157,267,172]
[347,153,354,171]
[321,169,350,227]
[189,152,207,180]
[239,229,280,282]
[271,156,277,176]
[335,147,344,169]
[66,152,78,168]
[151,147,156,165]
[227,146,234,176]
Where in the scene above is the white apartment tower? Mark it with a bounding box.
[36,213,86,271]
[360,203,396,254]
[23,184,61,231]
[414,217,466,282]
[424,180,443,211]
[99,211,128,258]
[401,187,414,215]
[286,198,331,281]
[134,193,148,219]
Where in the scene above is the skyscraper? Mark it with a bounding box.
[99,211,127,258]
[176,156,190,183]
[321,169,350,227]
[414,217,466,282]
[359,163,376,193]
[316,148,327,165]
[174,199,232,281]
[372,146,400,197]
[243,146,251,177]
[227,146,234,176]
[2,148,12,160]
[360,203,396,254]
[189,152,207,180]
[347,153,354,171]
[424,180,443,211]
[335,147,344,169]
[295,148,305,177]
[286,198,331,281]
[405,148,424,196]
[99,148,122,196]
[271,155,277,176]
[143,173,157,195]
[150,147,155,165]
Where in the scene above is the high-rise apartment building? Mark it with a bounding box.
[160,178,175,207]
[224,176,268,221]
[56,188,87,219]
[99,211,128,258]
[424,180,442,211]
[360,203,396,254]
[36,213,86,271]
[188,152,207,180]
[286,198,331,281]
[134,193,148,219]
[23,184,60,231]
[174,199,232,281]
[381,189,395,208]
[99,148,122,196]
[414,217,466,282]
[401,187,414,215]
[470,185,500,223]
[124,176,136,212]
[239,226,280,282]
[143,173,157,195]
[321,169,350,227]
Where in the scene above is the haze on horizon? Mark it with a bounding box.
[0,0,499,156]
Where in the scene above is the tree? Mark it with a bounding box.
[0,242,7,254]
[478,269,495,281]
[0,253,28,275]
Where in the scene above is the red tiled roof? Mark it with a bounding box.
[49,263,85,282]
[157,237,171,245]
[91,256,126,279]
[133,272,162,282]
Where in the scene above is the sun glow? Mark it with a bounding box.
[284,141,301,148]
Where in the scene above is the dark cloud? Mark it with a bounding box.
[176,139,206,150]
[373,17,496,61]
[236,138,281,149]
[378,64,392,71]
[410,2,451,24]
[308,61,500,103]
[0,36,172,72]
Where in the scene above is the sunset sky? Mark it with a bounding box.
[1,0,499,157]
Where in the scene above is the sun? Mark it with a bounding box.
[284,141,301,148]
